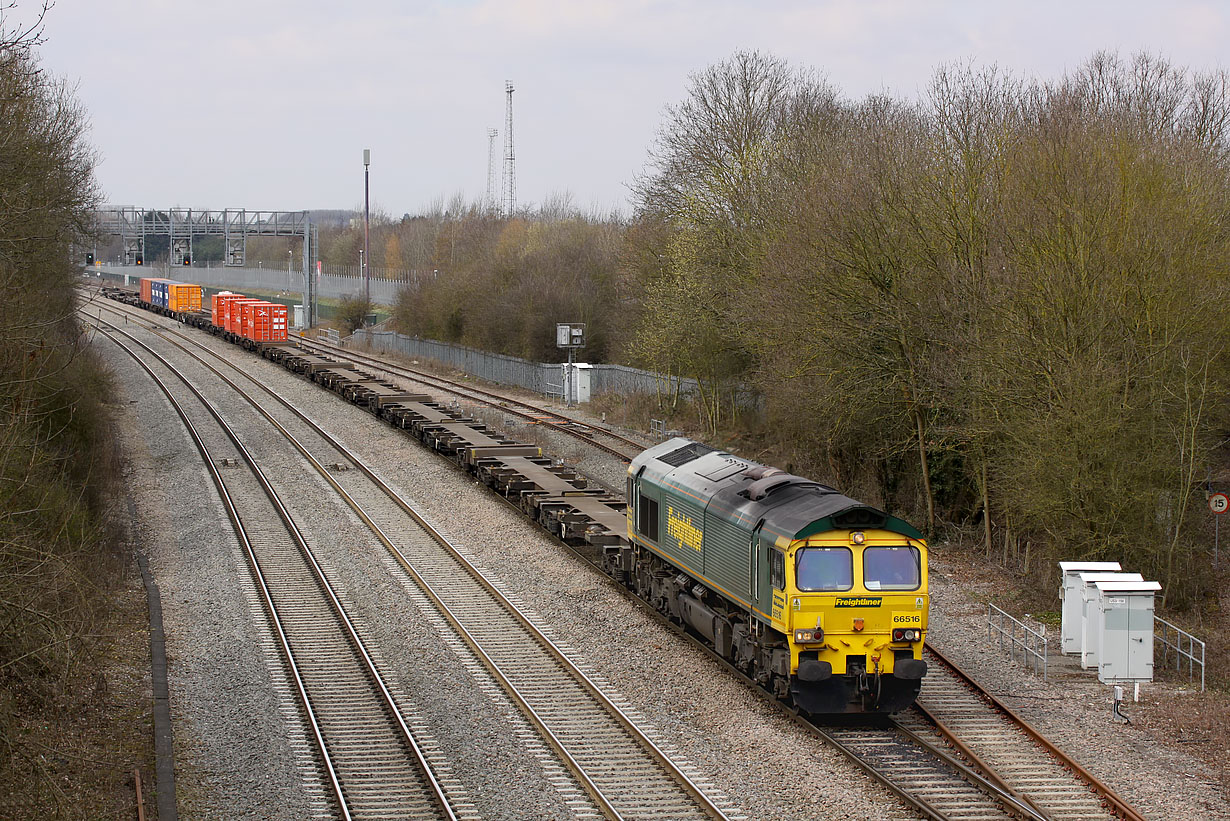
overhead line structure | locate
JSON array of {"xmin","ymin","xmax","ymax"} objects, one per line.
[
  {"xmin": 363, "ymin": 151, "xmax": 371, "ymax": 307},
  {"xmin": 486, "ymin": 128, "xmax": 499, "ymax": 213},
  {"xmin": 93, "ymin": 207, "xmax": 319, "ymax": 327}
]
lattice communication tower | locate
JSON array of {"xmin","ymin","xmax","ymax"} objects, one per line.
[
  {"xmin": 486, "ymin": 128, "xmax": 499, "ymax": 213},
  {"xmin": 502, "ymin": 81, "xmax": 516, "ymax": 216}
]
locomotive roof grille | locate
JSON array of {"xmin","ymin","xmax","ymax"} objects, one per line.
[{"xmin": 658, "ymin": 441, "xmax": 715, "ymax": 467}]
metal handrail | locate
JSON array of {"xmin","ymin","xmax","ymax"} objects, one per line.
[
  {"xmin": 1154, "ymin": 617, "xmax": 1205, "ymax": 691},
  {"xmin": 986, "ymin": 603, "xmax": 1048, "ymax": 682}
]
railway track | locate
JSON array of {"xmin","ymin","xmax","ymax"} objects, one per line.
[
  {"xmin": 89, "ymin": 292, "xmax": 1150, "ymax": 821},
  {"xmin": 93, "ymin": 317, "xmax": 460, "ymax": 821},
  {"xmin": 812, "ymin": 644, "xmax": 1147, "ymax": 821},
  {"xmin": 817, "ymin": 716, "xmax": 1037, "ymax": 820},
  {"xmin": 89, "ymin": 298, "xmax": 736, "ymax": 821},
  {"xmin": 914, "ymin": 647, "xmax": 1145, "ymax": 821},
  {"xmin": 295, "ymin": 336, "xmax": 646, "ymax": 461},
  {"xmin": 550, "ymin": 542, "xmax": 1143, "ymax": 821}
]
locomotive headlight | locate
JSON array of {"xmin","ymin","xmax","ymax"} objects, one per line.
[
  {"xmin": 892, "ymin": 628, "xmax": 922, "ymax": 642},
  {"xmin": 793, "ymin": 628, "xmax": 824, "ymax": 644},
  {"xmin": 851, "ymin": 531, "xmax": 866, "ymax": 545}
]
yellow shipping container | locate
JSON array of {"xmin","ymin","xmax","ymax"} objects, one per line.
[{"xmin": 167, "ymin": 282, "xmax": 202, "ymax": 313}]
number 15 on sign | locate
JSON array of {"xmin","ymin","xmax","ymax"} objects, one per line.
[{"xmin": 1211, "ymin": 492, "xmax": 1229, "ymax": 566}]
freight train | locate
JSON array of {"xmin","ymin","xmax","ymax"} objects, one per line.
[
  {"xmin": 100, "ymin": 277, "xmax": 928, "ymax": 714},
  {"xmin": 622, "ymin": 439, "xmax": 927, "ymax": 713},
  {"xmin": 130, "ymin": 277, "xmax": 288, "ymax": 348}
]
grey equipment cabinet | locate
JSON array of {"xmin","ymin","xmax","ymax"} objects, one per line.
[
  {"xmin": 1094, "ymin": 579, "xmax": 1162, "ymax": 685},
  {"xmin": 1079, "ymin": 572, "xmax": 1143, "ymax": 670},
  {"xmin": 1058, "ymin": 561, "xmax": 1121, "ymax": 655}
]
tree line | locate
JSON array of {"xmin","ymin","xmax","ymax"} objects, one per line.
[
  {"xmin": 0, "ymin": 6, "xmax": 132, "ymax": 811},
  {"xmin": 347, "ymin": 51, "xmax": 1230, "ymax": 604},
  {"xmin": 641, "ymin": 50, "xmax": 1230, "ymax": 603}
]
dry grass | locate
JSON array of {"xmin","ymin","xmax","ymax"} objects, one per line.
[
  {"xmin": 1129, "ymin": 689, "xmax": 1230, "ymax": 788},
  {"xmin": 0, "ymin": 566, "xmax": 154, "ymax": 819}
]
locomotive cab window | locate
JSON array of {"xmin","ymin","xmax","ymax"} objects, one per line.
[
  {"xmin": 637, "ymin": 494, "xmax": 659, "ymax": 540},
  {"xmin": 770, "ymin": 549, "xmax": 785, "ymax": 590},
  {"xmin": 863, "ymin": 546, "xmax": 921, "ymax": 591},
  {"xmin": 796, "ymin": 547, "xmax": 853, "ymax": 591}
]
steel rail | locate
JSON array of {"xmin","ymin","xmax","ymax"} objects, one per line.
[
  {"xmin": 890, "ymin": 720, "xmax": 1049, "ymax": 820},
  {"xmin": 92, "ymin": 317, "xmax": 459, "ymax": 821},
  {"xmin": 297, "ymin": 336, "xmax": 644, "ymax": 460},
  {"xmin": 814, "ymin": 720, "xmax": 1041, "ymax": 821},
  {"xmin": 91, "ymin": 323, "xmax": 352, "ymax": 819},
  {"xmin": 90, "ymin": 298, "xmax": 732, "ymax": 821},
  {"xmin": 94, "ymin": 293, "xmax": 1147, "ymax": 821},
  {"xmin": 924, "ymin": 646, "xmax": 1148, "ymax": 821}
]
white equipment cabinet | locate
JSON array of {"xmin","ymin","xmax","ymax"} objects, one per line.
[
  {"xmin": 1079, "ymin": 572, "xmax": 1143, "ymax": 669},
  {"xmin": 1058, "ymin": 561, "xmax": 1121, "ymax": 655},
  {"xmin": 562, "ymin": 362, "xmax": 593, "ymax": 404},
  {"xmin": 1093, "ymin": 580, "xmax": 1162, "ymax": 684}
]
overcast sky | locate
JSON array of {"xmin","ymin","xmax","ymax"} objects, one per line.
[{"xmin": 28, "ymin": 0, "xmax": 1229, "ymax": 217}]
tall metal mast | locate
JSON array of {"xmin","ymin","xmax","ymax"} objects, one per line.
[
  {"xmin": 486, "ymin": 128, "xmax": 499, "ymax": 213},
  {"xmin": 502, "ymin": 81, "xmax": 516, "ymax": 217},
  {"xmin": 363, "ymin": 148, "xmax": 370, "ymax": 306}
]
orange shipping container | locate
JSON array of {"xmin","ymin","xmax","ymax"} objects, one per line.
[
  {"xmin": 212, "ymin": 292, "xmax": 244, "ymax": 327},
  {"xmin": 226, "ymin": 298, "xmax": 260, "ymax": 334},
  {"xmin": 166, "ymin": 282, "xmax": 202, "ymax": 313},
  {"xmin": 241, "ymin": 301, "xmax": 288, "ymax": 343}
]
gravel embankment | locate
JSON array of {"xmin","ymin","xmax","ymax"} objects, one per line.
[{"xmin": 97, "ymin": 307, "xmax": 1228, "ymax": 820}]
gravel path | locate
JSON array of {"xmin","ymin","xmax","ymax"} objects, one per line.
[{"xmin": 94, "ymin": 304, "xmax": 1228, "ymax": 820}]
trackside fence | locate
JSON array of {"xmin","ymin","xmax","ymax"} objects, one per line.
[
  {"xmin": 96, "ymin": 264, "xmax": 406, "ymax": 305},
  {"xmin": 986, "ymin": 603, "xmax": 1048, "ymax": 682},
  {"xmin": 1154, "ymin": 617, "xmax": 1205, "ymax": 691},
  {"xmin": 349, "ymin": 328, "xmax": 701, "ymax": 400}
]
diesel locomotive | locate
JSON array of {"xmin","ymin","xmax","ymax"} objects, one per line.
[{"xmin": 616, "ymin": 438, "xmax": 928, "ymax": 713}]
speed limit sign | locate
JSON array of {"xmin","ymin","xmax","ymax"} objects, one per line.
[{"xmin": 1210, "ymin": 493, "xmax": 1229, "ymax": 515}]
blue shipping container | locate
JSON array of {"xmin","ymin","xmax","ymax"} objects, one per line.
[{"xmin": 151, "ymin": 279, "xmax": 169, "ymax": 309}]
